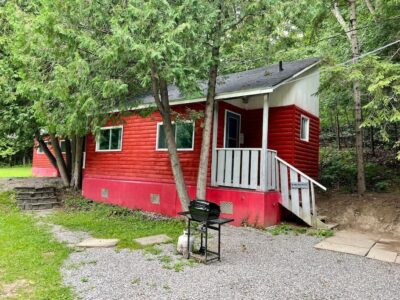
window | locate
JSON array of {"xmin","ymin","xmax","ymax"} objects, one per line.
[
  {"xmin": 156, "ymin": 122, "xmax": 194, "ymax": 151},
  {"xmin": 300, "ymin": 115, "xmax": 310, "ymax": 142},
  {"xmin": 37, "ymin": 141, "xmax": 49, "ymax": 154},
  {"xmin": 96, "ymin": 126, "xmax": 123, "ymax": 151},
  {"xmin": 60, "ymin": 140, "xmax": 66, "ymax": 153}
]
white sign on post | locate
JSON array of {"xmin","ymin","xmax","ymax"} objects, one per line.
[{"xmin": 291, "ymin": 182, "xmax": 309, "ymax": 189}]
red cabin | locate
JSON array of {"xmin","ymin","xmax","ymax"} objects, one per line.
[{"xmin": 32, "ymin": 58, "xmax": 327, "ymax": 228}]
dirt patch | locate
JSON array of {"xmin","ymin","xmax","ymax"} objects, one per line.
[
  {"xmin": 317, "ymin": 192, "xmax": 400, "ymax": 237},
  {"xmin": 0, "ymin": 279, "xmax": 33, "ymax": 299},
  {"xmin": 0, "ymin": 177, "xmax": 63, "ymax": 192}
]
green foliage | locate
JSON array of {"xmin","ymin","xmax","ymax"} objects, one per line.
[
  {"xmin": 265, "ymin": 223, "xmax": 333, "ymax": 238},
  {"xmin": 48, "ymin": 194, "xmax": 185, "ymax": 249},
  {"xmin": 319, "ymin": 147, "xmax": 400, "ymax": 192},
  {"xmin": 0, "ymin": 192, "xmax": 72, "ymax": 299}
]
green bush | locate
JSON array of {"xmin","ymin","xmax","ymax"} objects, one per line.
[{"xmin": 319, "ymin": 147, "xmax": 398, "ymax": 192}]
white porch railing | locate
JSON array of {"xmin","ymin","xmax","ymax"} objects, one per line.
[
  {"xmin": 213, "ymin": 148, "xmax": 277, "ymax": 190},
  {"xmin": 275, "ymin": 156, "xmax": 327, "ymax": 227}
]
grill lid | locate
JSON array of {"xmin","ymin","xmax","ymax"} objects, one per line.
[{"xmin": 189, "ymin": 200, "xmax": 220, "ymax": 222}]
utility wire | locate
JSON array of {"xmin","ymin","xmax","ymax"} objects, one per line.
[
  {"xmin": 279, "ymin": 39, "xmax": 400, "ymax": 86},
  {"xmin": 222, "ymin": 15, "xmax": 400, "ymax": 66},
  {"xmin": 316, "ymin": 15, "xmax": 400, "ymax": 43}
]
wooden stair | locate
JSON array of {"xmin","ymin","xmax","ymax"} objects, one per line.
[{"xmin": 275, "ymin": 156, "xmax": 334, "ymax": 229}]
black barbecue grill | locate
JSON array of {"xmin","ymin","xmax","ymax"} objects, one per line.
[
  {"xmin": 189, "ymin": 199, "xmax": 221, "ymax": 222},
  {"xmin": 179, "ymin": 200, "xmax": 234, "ymax": 264}
]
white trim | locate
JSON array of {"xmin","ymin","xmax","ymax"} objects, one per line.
[
  {"xmin": 82, "ymin": 137, "xmax": 86, "ymax": 169},
  {"xmin": 155, "ymin": 121, "xmax": 195, "ymax": 151},
  {"xmin": 223, "ymin": 110, "xmax": 241, "ymax": 148},
  {"xmin": 37, "ymin": 141, "xmax": 49, "ymax": 154},
  {"xmin": 275, "ymin": 156, "xmax": 326, "ymax": 191},
  {"xmin": 270, "ymin": 61, "xmax": 320, "ymax": 90},
  {"xmin": 260, "ymin": 94, "xmax": 269, "ymax": 191},
  {"xmin": 300, "ymin": 115, "xmax": 310, "ymax": 142},
  {"xmin": 95, "ymin": 125, "xmax": 124, "ymax": 152},
  {"xmin": 59, "ymin": 140, "xmax": 66, "ymax": 153},
  {"xmin": 211, "ymin": 101, "xmax": 219, "ymax": 186}
]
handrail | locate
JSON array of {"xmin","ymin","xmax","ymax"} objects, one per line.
[
  {"xmin": 275, "ymin": 156, "xmax": 327, "ymax": 191},
  {"xmin": 215, "ymin": 147, "xmax": 262, "ymax": 151}
]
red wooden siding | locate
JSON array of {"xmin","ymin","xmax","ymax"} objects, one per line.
[
  {"xmin": 84, "ymin": 103, "xmax": 210, "ymax": 186},
  {"xmin": 32, "ymin": 138, "xmax": 59, "ymax": 177},
  {"xmin": 293, "ymin": 106, "xmax": 320, "ymax": 178},
  {"xmin": 217, "ymin": 101, "xmax": 263, "ymax": 148},
  {"xmin": 267, "ymin": 105, "xmax": 319, "ymax": 178}
]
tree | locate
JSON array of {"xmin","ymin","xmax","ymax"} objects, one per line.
[
  {"xmin": 7, "ymin": 0, "xmax": 142, "ymax": 188},
  {"xmin": 196, "ymin": 0, "xmax": 275, "ymax": 200}
]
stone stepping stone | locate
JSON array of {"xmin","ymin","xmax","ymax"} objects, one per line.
[
  {"xmin": 314, "ymin": 230, "xmax": 377, "ymax": 257},
  {"xmin": 76, "ymin": 238, "xmax": 119, "ymax": 248},
  {"xmin": 367, "ymin": 243, "xmax": 398, "ymax": 263},
  {"xmin": 395, "ymin": 255, "xmax": 400, "ymax": 264},
  {"xmin": 315, "ymin": 240, "xmax": 370, "ymax": 256},
  {"xmin": 134, "ymin": 234, "xmax": 172, "ymax": 246}
]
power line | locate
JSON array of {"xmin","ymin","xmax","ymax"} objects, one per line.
[
  {"xmin": 280, "ymin": 39, "xmax": 400, "ymax": 86},
  {"xmin": 222, "ymin": 15, "xmax": 400, "ymax": 66},
  {"xmin": 316, "ymin": 15, "xmax": 400, "ymax": 43}
]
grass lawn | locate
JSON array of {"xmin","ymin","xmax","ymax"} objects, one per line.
[
  {"xmin": 47, "ymin": 193, "xmax": 185, "ymax": 250},
  {"xmin": 0, "ymin": 192, "xmax": 72, "ymax": 299},
  {"xmin": 0, "ymin": 166, "xmax": 32, "ymax": 178}
]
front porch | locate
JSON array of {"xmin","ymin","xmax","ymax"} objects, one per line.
[
  {"xmin": 210, "ymin": 94, "xmax": 275, "ymax": 192},
  {"xmin": 209, "ymin": 95, "xmax": 328, "ymax": 228}
]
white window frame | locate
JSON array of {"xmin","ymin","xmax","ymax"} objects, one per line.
[
  {"xmin": 223, "ymin": 109, "xmax": 242, "ymax": 148},
  {"xmin": 156, "ymin": 121, "xmax": 195, "ymax": 151},
  {"xmin": 59, "ymin": 140, "xmax": 66, "ymax": 153},
  {"xmin": 37, "ymin": 141, "xmax": 49, "ymax": 154},
  {"xmin": 300, "ymin": 115, "xmax": 310, "ymax": 142},
  {"xmin": 95, "ymin": 125, "xmax": 123, "ymax": 152}
]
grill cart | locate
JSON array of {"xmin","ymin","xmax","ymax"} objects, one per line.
[{"xmin": 178, "ymin": 200, "xmax": 234, "ymax": 264}]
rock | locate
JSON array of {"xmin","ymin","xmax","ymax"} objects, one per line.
[
  {"xmin": 134, "ymin": 234, "xmax": 172, "ymax": 246},
  {"xmin": 76, "ymin": 238, "xmax": 119, "ymax": 248}
]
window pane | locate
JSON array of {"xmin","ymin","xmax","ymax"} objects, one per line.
[
  {"xmin": 37, "ymin": 141, "xmax": 48, "ymax": 153},
  {"xmin": 110, "ymin": 128, "xmax": 122, "ymax": 150},
  {"xmin": 60, "ymin": 141, "xmax": 66, "ymax": 153},
  {"xmin": 176, "ymin": 122, "xmax": 193, "ymax": 149},
  {"xmin": 158, "ymin": 124, "xmax": 175, "ymax": 149},
  {"xmin": 99, "ymin": 129, "xmax": 110, "ymax": 150},
  {"xmin": 301, "ymin": 117, "xmax": 309, "ymax": 140}
]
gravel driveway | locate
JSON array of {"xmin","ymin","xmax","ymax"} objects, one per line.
[{"xmin": 56, "ymin": 225, "xmax": 400, "ymax": 300}]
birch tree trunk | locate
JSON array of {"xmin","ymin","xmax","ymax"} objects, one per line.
[
  {"xmin": 332, "ymin": 0, "xmax": 366, "ymax": 194},
  {"xmin": 349, "ymin": 0, "xmax": 366, "ymax": 194},
  {"xmin": 151, "ymin": 63, "xmax": 191, "ymax": 210},
  {"xmin": 49, "ymin": 133, "xmax": 70, "ymax": 186}
]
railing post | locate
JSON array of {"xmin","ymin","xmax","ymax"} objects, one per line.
[
  {"xmin": 211, "ymin": 100, "xmax": 219, "ymax": 186},
  {"xmin": 259, "ymin": 94, "xmax": 269, "ymax": 191}
]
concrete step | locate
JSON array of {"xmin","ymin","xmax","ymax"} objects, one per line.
[
  {"xmin": 19, "ymin": 202, "xmax": 61, "ymax": 210},
  {"xmin": 15, "ymin": 187, "xmax": 56, "ymax": 193},
  {"xmin": 17, "ymin": 197, "xmax": 58, "ymax": 204},
  {"xmin": 16, "ymin": 192, "xmax": 56, "ymax": 198},
  {"xmin": 17, "ymin": 195, "xmax": 57, "ymax": 201}
]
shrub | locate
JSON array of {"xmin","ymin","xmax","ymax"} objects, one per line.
[{"xmin": 319, "ymin": 147, "xmax": 398, "ymax": 192}]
